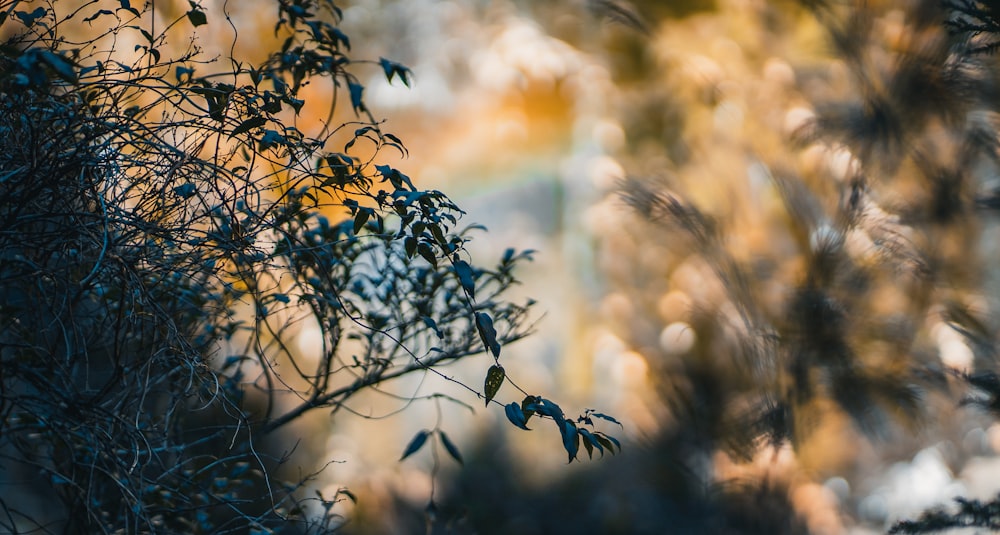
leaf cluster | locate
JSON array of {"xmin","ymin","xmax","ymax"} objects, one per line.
[{"xmin": 0, "ymin": 0, "xmax": 561, "ymax": 532}]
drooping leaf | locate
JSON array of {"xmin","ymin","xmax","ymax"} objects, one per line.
[
  {"xmin": 416, "ymin": 242, "xmax": 437, "ymax": 267},
  {"xmin": 592, "ymin": 412, "xmax": 624, "ymax": 428},
  {"xmin": 331, "ymin": 27, "xmax": 351, "ymax": 50},
  {"xmin": 186, "ymin": 1, "xmax": 207, "ymax": 26},
  {"xmin": 475, "ymin": 312, "xmax": 501, "ymax": 358},
  {"xmin": 559, "ymin": 420, "xmax": 580, "ymax": 462},
  {"xmin": 379, "ymin": 57, "xmax": 412, "ymax": 87},
  {"xmin": 505, "ymin": 402, "xmax": 530, "ymax": 430},
  {"xmin": 375, "ymin": 164, "xmax": 416, "ymax": 191},
  {"xmin": 605, "ymin": 433, "xmax": 621, "ymax": 452},
  {"xmin": 581, "ymin": 435, "xmax": 594, "ymax": 458},
  {"xmin": 353, "ymin": 209, "xmax": 370, "ymax": 235},
  {"xmin": 454, "ymin": 259, "xmax": 475, "ymax": 299},
  {"xmin": 82, "ymin": 9, "xmax": 115, "ymax": 23},
  {"xmin": 399, "ymin": 429, "xmax": 430, "ymax": 461},
  {"xmin": 119, "ymin": 0, "xmax": 140, "ymax": 17},
  {"xmin": 229, "ymin": 116, "xmax": 266, "ymax": 138},
  {"xmin": 348, "ymin": 81, "xmax": 365, "ymax": 115},
  {"xmin": 438, "ymin": 431, "xmax": 463, "ymax": 465},
  {"xmin": 578, "ymin": 428, "xmax": 604, "ymax": 458},
  {"xmin": 593, "ymin": 432, "xmax": 619, "ymax": 455},
  {"xmin": 483, "ymin": 365, "xmax": 505, "ymax": 406},
  {"xmin": 421, "ymin": 316, "xmax": 444, "ymax": 338}
]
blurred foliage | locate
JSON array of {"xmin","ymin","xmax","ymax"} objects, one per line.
[{"xmin": 339, "ymin": 0, "xmax": 1000, "ymax": 533}]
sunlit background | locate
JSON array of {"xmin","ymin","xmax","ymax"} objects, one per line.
[{"xmin": 146, "ymin": 0, "xmax": 1000, "ymax": 532}]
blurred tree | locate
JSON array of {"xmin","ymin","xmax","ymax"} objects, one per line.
[
  {"xmin": 0, "ymin": 0, "xmax": 617, "ymax": 532},
  {"xmin": 608, "ymin": 0, "xmax": 1000, "ymax": 531},
  {"xmin": 340, "ymin": 0, "xmax": 1000, "ymax": 533}
]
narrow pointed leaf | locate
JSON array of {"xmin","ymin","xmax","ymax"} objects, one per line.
[
  {"xmin": 593, "ymin": 432, "xmax": 619, "ymax": 455},
  {"xmin": 582, "ymin": 436, "xmax": 594, "ymax": 458},
  {"xmin": 399, "ymin": 429, "xmax": 430, "ymax": 461},
  {"xmin": 230, "ymin": 116, "xmax": 266, "ymax": 138},
  {"xmin": 353, "ymin": 209, "xmax": 369, "ymax": 235},
  {"xmin": 483, "ymin": 365, "xmax": 505, "ymax": 407},
  {"xmin": 416, "ymin": 242, "xmax": 437, "ymax": 267},
  {"xmin": 475, "ymin": 312, "xmax": 501, "ymax": 357},
  {"xmin": 578, "ymin": 428, "xmax": 604, "ymax": 457},
  {"xmin": 592, "ymin": 412, "xmax": 624, "ymax": 428},
  {"xmin": 559, "ymin": 420, "xmax": 580, "ymax": 462},
  {"xmin": 438, "ymin": 431, "xmax": 463, "ymax": 465},
  {"xmin": 454, "ymin": 260, "xmax": 476, "ymax": 299},
  {"xmin": 348, "ymin": 82, "xmax": 364, "ymax": 114}
]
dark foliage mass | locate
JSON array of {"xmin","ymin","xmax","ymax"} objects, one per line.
[{"xmin": 0, "ymin": 0, "xmax": 617, "ymax": 532}]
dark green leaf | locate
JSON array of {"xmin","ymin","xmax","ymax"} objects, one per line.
[
  {"xmin": 416, "ymin": 242, "xmax": 437, "ymax": 267},
  {"xmin": 578, "ymin": 428, "xmax": 604, "ymax": 457},
  {"xmin": 230, "ymin": 116, "xmax": 266, "ymax": 138},
  {"xmin": 399, "ymin": 429, "xmax": 430, "ymax": 461},
  {"xmin": 438, "ymin": 431, "xmax": 463, "ymax": 465},
  {"xmin": 186, "ymin": 2, "xmax": 207, "ymax": 27},
  {"xmin": 119, "ymin": 0, "xmax": 140, "ymax": 16},
  {"xmin": 592, "ymin": 412, "xmax": 623, "ymax": 428},
  {"xmin": 421, "ymin": 316, "xmax": 444, "ymax": 338},
  {"xmin": 82, "ymin": 9, "xmax": 115, "ymax": 23},
  {"xmin": 484, "ymin": 365, "xmax": 505, "ymax": 407},
  {"xmin": 376, "ymin": 164, "xmax": 416, "ymax": 191},
  {"xmin": 353, "ymin": 209, "xmax": 370, "ymax": 235},
  {"xmin": 15, "ymin": 7, "xmax": 47, "ymax": 27},
  {"xmin": 454, "ymin": 260, "xmax": 475, "ymax": 299},
  {"xmin": 475, "ymin": 312, "xmax": 501, "ymax": 358},
  {"xmin": 560, "ymin": 420, "xmax": 580, "ymax": 462},
  {"xmin": 593, "ymin": 432, "xmax": 618, "ymax": 455},
  {"xmin": 379, "ymin": 57, "xmax": 412, "ymax": 87},
  {"xmin": 331, "ymin": 27, "xmax": 351, "ymax": 50},
  {"xmin": 259, "ymin": 130, "xmax": 285, "ymax": 151},
  {"xmin": 348, "ymin": 82, "xmax": 364, "ymax": 114},
  {"xmin": 581, "ymin": 435, "xmax": 594, "ymax": 458},
  {"xmin": 505, "ymin": 402, "xmax": 530, "ymax": 430},
  {"xmin": 175, "ymin": 66, "xmax": 194, "ymax": 83},
  {"xmin": 430, "ymin": 223, "xmax": 447, "ymax": 246}
]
